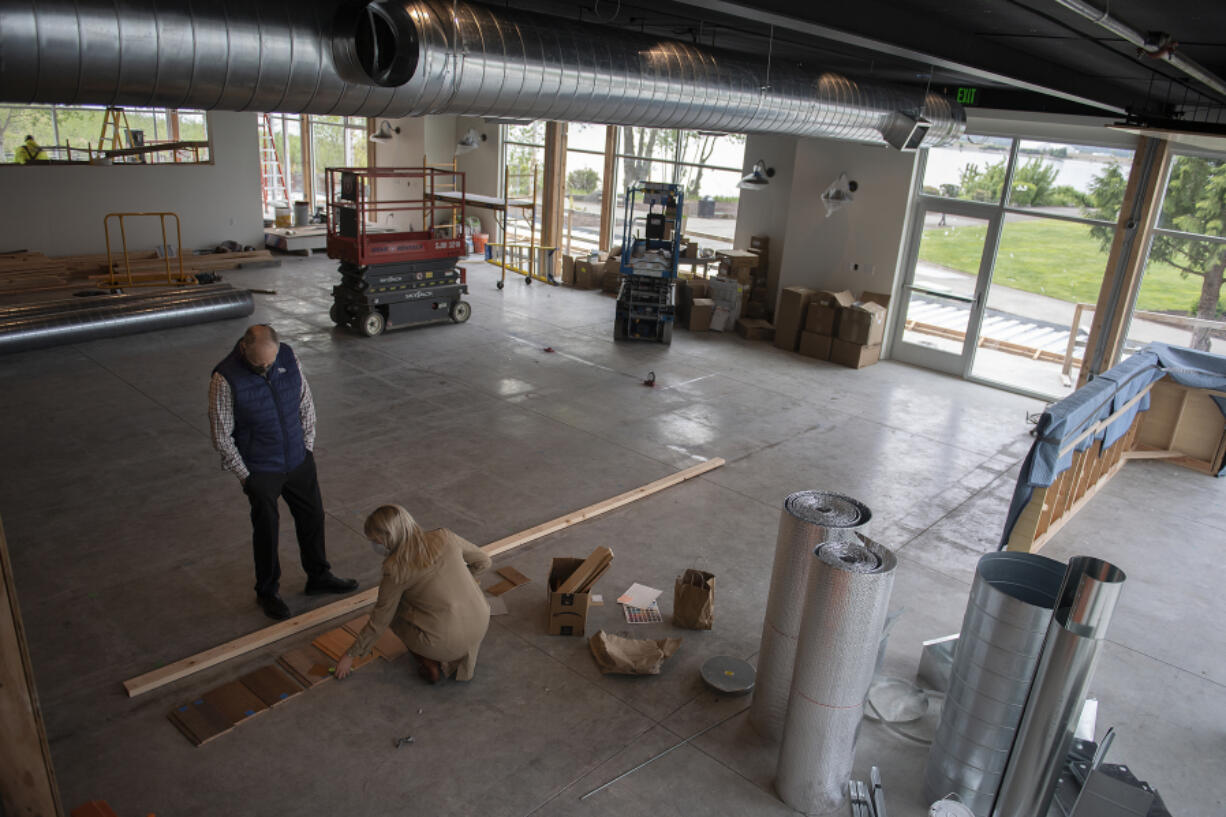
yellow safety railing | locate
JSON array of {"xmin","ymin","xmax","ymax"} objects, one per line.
[{"xmin": 102, "ymin": 212, "xmax": 192, "ymax": 287}]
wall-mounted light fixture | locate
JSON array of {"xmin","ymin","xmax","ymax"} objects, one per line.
[
  {"xmin": 369, "ymin": 120, "xmax": 401, "ymax": 142},
  {"xmin": 456, "ymin": 128, "xmax": 488, "ymax": 154},
  {"xmin": 737, "ymin": 159, "xmax": 775, "ymax": 190}
]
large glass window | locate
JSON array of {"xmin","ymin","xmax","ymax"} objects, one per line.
[
  {"xmin": 266, "ymin": 113, "xmax": 307, "ymax": 206},
  {"xmin": 1122, "ymin": 153, "xmax": 1226, "ymax": 356},
  {"xmin": 907, "ymin": 135, "xmax": 1135, "ymax": 398},
  {"xmin": 501, "ymin": 122, "xmax": 544, "ymax": 244},
  {"xmin": 311, "ymin": 115, "xmax": 368, "ymax": 208},
  {"xmin": 612, "ymin": 127, "xmax": 745, "ymax": 251},
  {"xmin": 562, "ymin": 123, "xmax": 608, "ymax": 257},
  {"xmin": 1, "ymin": 104, "xmax": 210, "ymax": 163}
]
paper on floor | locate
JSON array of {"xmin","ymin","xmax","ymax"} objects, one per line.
[{"xmin": 617, "ymin": 582, "xmax": 663, "ymax": 608}]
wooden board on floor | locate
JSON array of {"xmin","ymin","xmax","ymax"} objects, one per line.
[
  {"xmin": 484, "ymin": 578, "xmax": 516, "ymax": 596},
  {"xmin": 372, "ymin": 628, "xmax": 409, "ymax": 661},
  {"xmin": 167, "ymin": 698, "xmax": 233, "ymax": 746},
  {"xmin": 122, "ymin": 458, "xmax": 726, "ymax": 697},
  {"xmin": 277, "ymin": 646, "xmax": 336, "ymax": 688},
  {"xmin": 239, "ymin": 665, "xmax": 304, "ymax": 709},
  {"xmin": 201, "ymin": 680, "xmax": 268, "ymax": 726},
  {"xmin": 497, "ymin": 566, "xmax": 531, "ymax": 587},
  {"xmin": 0, "ymin": 513, "xmax": 64, "ymax": 813},
  {"xmin": 341, "ymin": 614, "xmax": 371, "ymax": 637}
]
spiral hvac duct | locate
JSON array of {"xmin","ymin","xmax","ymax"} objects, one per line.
[
  {"xmin": 0, "ymin": 1, "xmax": 965, "ymax": 146},
  {"xmin": 750, "ymin": 491, "xmax": 872, "ymax": 742},
  {"xmin": 923, "ymin": 552, "xmax": 1067, "ymax": 817},
  {"xmin": 993, "ymin": 557, "xmax": 1125, "ymax": 817},
  {"xmin": 775, "ymin": 535, "xmax": 897, "ymax": 815},
  {"xmin": 0, "ymin": 285, "xmax": 255, "ymax": 354}
]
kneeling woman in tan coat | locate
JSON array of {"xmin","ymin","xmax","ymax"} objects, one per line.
[{"xmin": 335, "ymin": 505, "xmax": 491, "ymax": 683}]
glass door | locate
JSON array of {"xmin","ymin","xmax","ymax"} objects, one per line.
[{"xmin": 891, "ymin": 201, "xmax": 1000, "ymax": 375}]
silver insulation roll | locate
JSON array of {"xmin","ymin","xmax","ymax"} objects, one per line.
[
  {"xmin": 0, "ymin": 285, "xmax": 255, "ymax": 354},
  {"xmin": 924, "ymin": 552, "xmax": 1066, "ymax": 816},
  {"xmin": 750, "ymin": 491, "xmax": 871, "ymax": 742},
  {"xmin": 993, "ymin": 557, "xmax": 1125, "ymax": 817},
  {"xmin": 775, "ymin": 535, "xmax": 896, "ymax": 815}
]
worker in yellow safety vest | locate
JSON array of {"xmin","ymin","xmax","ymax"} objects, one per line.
[{"xmin": 14, "ymin": 135, "xmax": 47, "ymax": 164}]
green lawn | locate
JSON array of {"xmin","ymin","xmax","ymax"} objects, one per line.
[{"xmin": 919, "ymin": 219, "xmax": 1218, "ymax": 314}]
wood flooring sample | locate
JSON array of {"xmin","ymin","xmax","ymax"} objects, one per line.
[
  {"xmin": 201, "ymin": 680, "xmax": 268, "ymax": 726},
  {"xmin": 240, "ymin": 665, "xmax": 304, "ymax": 708},
  {"xmin": 168, "ymin": 697, "xmax": 233, "ymax": 746}
]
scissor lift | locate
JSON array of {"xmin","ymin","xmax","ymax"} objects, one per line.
[
  {"xmin": 326, "ymin": 166, "xmax": 471, "ymax": 337},
  {"xmin": 614, "ymin": 181, "xmax": 682, "ymax": 344}
]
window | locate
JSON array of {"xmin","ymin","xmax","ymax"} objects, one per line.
[
  {"xmin": 1123, "ymin": 153, "xmax": 1226, "ymax": 356},
  {"xmin": 311, "ymin": 115, "xmax": 369, "ymax": 208},
  {"xmin": 902, "ymin": 135, "xmax": 1136, "ymax": 399},
  {"xmin": 1, "ymin": 104, "xmax": 210, "ymax": 164},
  {"xmin": 562, "ymin": 122, "xmax": 608, "ymax": 257},
  {"xmin": 612, "ymin": 127, "xmax": 745, "ymax": 251},
  {"xmin": 265, "ymin": 113, "xmax": 307, "ymax": 207},
  {"xmin": 501, "ymin": 122, "xmax": 545, "ymax": 244}
]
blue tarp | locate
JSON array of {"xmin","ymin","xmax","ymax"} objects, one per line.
[{"xmin": 1000, "ymin": 342, "xmax": 1226, "ymax": 547}]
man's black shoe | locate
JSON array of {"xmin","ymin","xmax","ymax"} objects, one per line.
[
  {"xmin": 258, "ymin": 594, "xmax": 291, "ymax": 620},
  {"xmin": 304, "ymin": 573, "xmax": 359, "ymax": 595}
]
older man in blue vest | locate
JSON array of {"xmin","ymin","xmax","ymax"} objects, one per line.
[{"xmin": 209, "ymin": 324, "xmax": 357, "ymax": 620}]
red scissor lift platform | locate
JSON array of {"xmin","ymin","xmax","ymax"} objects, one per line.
[{"xmin": 326, "ymin": 166, "xmax": 471, "ymax": 337}]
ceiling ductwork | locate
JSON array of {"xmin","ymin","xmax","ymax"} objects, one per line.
[{"xmin": 0, "ymin": 0, "xmax": 964, "ymax": 147}]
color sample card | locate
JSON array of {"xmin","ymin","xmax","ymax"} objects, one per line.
[
  {"xmin": 622, "ymin": 600, "xmax": 663, "ymax": 624},
  {"xmin": 618, "ymin": 583, "xmax": 663, "ymax": 608}
]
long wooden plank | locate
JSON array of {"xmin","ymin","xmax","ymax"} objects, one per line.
[
  {"xmin": 122, "ymin": 457, "xmax": 725, "ymax": 697},
  {"xmin": 0, "ymin": 514, "xmax": 63, "ymax": 815}
]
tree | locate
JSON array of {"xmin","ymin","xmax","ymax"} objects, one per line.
[
  {"xmin": 1087, "ymin": 157, "xmax": 1226, "ymax": 350},
  {"xmin": 620, "ymin": 126, "xmax": 670, "ymax": 189},
  {"xmin": 567, "ymin": 167, "xmax": 598, "ymax": 195},
  {"xmin": 956, "ymin": 158, "xmax": 1065, "ymax": 206}
]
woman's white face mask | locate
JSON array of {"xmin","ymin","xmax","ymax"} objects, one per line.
[{"xmin": 369, "ymin": 539, "xmax": 390, "ymax": 559}]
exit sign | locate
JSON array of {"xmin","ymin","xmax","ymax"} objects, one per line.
[{"xmin": 956, "ymin": 87, "xmax": 978, "ymax": 105}]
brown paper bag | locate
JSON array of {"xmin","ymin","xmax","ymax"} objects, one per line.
[
  {"xmin": 673, "ymin": 569, "xmax": 715, "ymax": 630},
  {"xmin": 588, "ymin": 631, "xmax": 682, "ymax": 675}
]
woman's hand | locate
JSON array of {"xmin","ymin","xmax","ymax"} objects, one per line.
[{"xmin": 335, "ymin": 653, "xmax": 355, "ymax": 680}]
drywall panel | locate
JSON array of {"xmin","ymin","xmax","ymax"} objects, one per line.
[{"xmin": 0, "ymin": 111, "xmax": 262, "ymax": 256}]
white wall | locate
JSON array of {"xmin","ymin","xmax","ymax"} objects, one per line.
[
  {"xmin": 737, "ymin": 133, "xmax": 918, "ymax": 318},
  {"xmin": 0, "ymin": 111, "xmax": 262, "ymax": 256},
  {"xmin": 454, "ymin": 117, "xmax": 502, "ymax": 238}
]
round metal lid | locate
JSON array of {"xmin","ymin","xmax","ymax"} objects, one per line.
[
  {"xmin": 928, "ymin": 798, "xmax": 976, "ymax": 817},
  {"xmin": 700, "ymin": 656, "xmax": 756, "ymax": 695},
  {"xmin": 784, "ymin": 490, "xmax": 871, "ymax": 528}
]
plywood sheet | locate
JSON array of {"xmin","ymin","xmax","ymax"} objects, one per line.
[
  {"xmin": 484, "ymin": 579, "xmax": 515, "ymax": 596},
  {"xmin": 168, "ymin": 698, "xmax": 233, "ymax": 746},
  {"xmin": 277, "ymin": 646, "xmax": 335, "ymax": 688},
  {"xmin": 201, "ymin": 680, "xmax": 268, "ymax": 726},
  {"xmin": 240, "ymin": 665, "xmax": 304, "ymax": 708},
  {"xmin": 312, "ymin": 628, "xmax": 376, "ymax": 668}
]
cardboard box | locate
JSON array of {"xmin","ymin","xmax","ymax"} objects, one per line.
[
  {"xmin": 735, "ymin": 318, "xmax": 774, "ymax": 341},
  {"xmin": 573, "ymin": 259, "xmax": 601, "ymax": 290},
  {"xmin": 860, "ymin": 290, "xmax": 891, "ymax": 309},
  {"xmin": 717, "ymin": 249, "xmax": 760, "ymax": 270},
  {"xmin": 830, "ymin": 339, "xmax": 881, "ymax": 368},
  {"xmin": 602, "ymin": 266, "xmax": 622, "ymax": 294},
  {"xmin": 838, "ymin": 301, "xmax": 888, "ymax": 346},
  {"xmin": 805, "ymin": 303, "xmax": 839, "ymax": 336},
  {"xmin": 548, "ymin": 557, "xmax": 603, "ymax": 636},
  {"xmin": 814, "ymin": 289, "xmax": 856, "ymax": 308},
  {"xmin": 685, "ymin": 241, "xmax": 698, "ymax": 259},
  {"xmin": 773, "ymin": 287, "xmax": 818, "ymax": 351},
  {"xmin": 689, "ymin": 298, "xmax": 714, "ymax": 332},
  {"xmin": 562, "ymin": 255, "xmax": 576, "ymax": 286},
  {"xmin": 686, "ymin": 278, "xmax": 709, "ymax": 299},
  {"xmin": 799, "ymin": 331, "xmax": 833, "ymax": 360}
]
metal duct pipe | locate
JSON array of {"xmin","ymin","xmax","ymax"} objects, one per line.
[
  {"xmin": 775, "ymin": 535, "xmax": 897, "ymax": 815},
  {"xmin": 993, "ymin": 556, "xmax": 1126, "ymax": 817},
  {"xmin": 923, "ymin": 552, "xmax": 1067, "ymax": 817},
  {"xmin": 0, "ymin": 0, "xmax": 401, "ymax": 114},
  {"xmin": 377, "ymin": 0, "xmax": 963, "ymax": 146},
  {"xmin": 0, "ymin": 286, "xmax": 255, "ymax": 354},
  {"xmin": 750, "ymin": 491, "xmax": 872, "ymax": 742},
  {"xmin": 1052, "ymin": 0, "xmax": 1226, "ymax": 100},
  {"xmin": 0, "ymin": 0, "xmax": 965, "ymax": 145}
]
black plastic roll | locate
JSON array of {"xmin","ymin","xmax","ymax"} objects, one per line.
[{"xmin": 0, "ymin": 285, "xmax": 255, "ymax": 354}]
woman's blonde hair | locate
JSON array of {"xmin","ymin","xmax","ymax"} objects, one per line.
[{"xmin": 364, "ymin": 504, "xmax": 442, "ymax": 581}]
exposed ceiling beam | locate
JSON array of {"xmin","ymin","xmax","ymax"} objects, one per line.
[{"xmin": 664, "ymin": 0, "xmax": 1128, "ymax": 114}]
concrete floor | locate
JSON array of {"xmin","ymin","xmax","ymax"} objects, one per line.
[{"xmin": 1, "ymin": 255, "xmax": 1222, "ymax": 817}]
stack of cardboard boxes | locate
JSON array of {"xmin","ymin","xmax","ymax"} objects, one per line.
[
  {"xmin": 791, "ymin": 288, "xmax": 890, "ymax": 368},
  {"xmin": 561, "ymin": 250, "xmax": 622, "ymax": 291}
]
